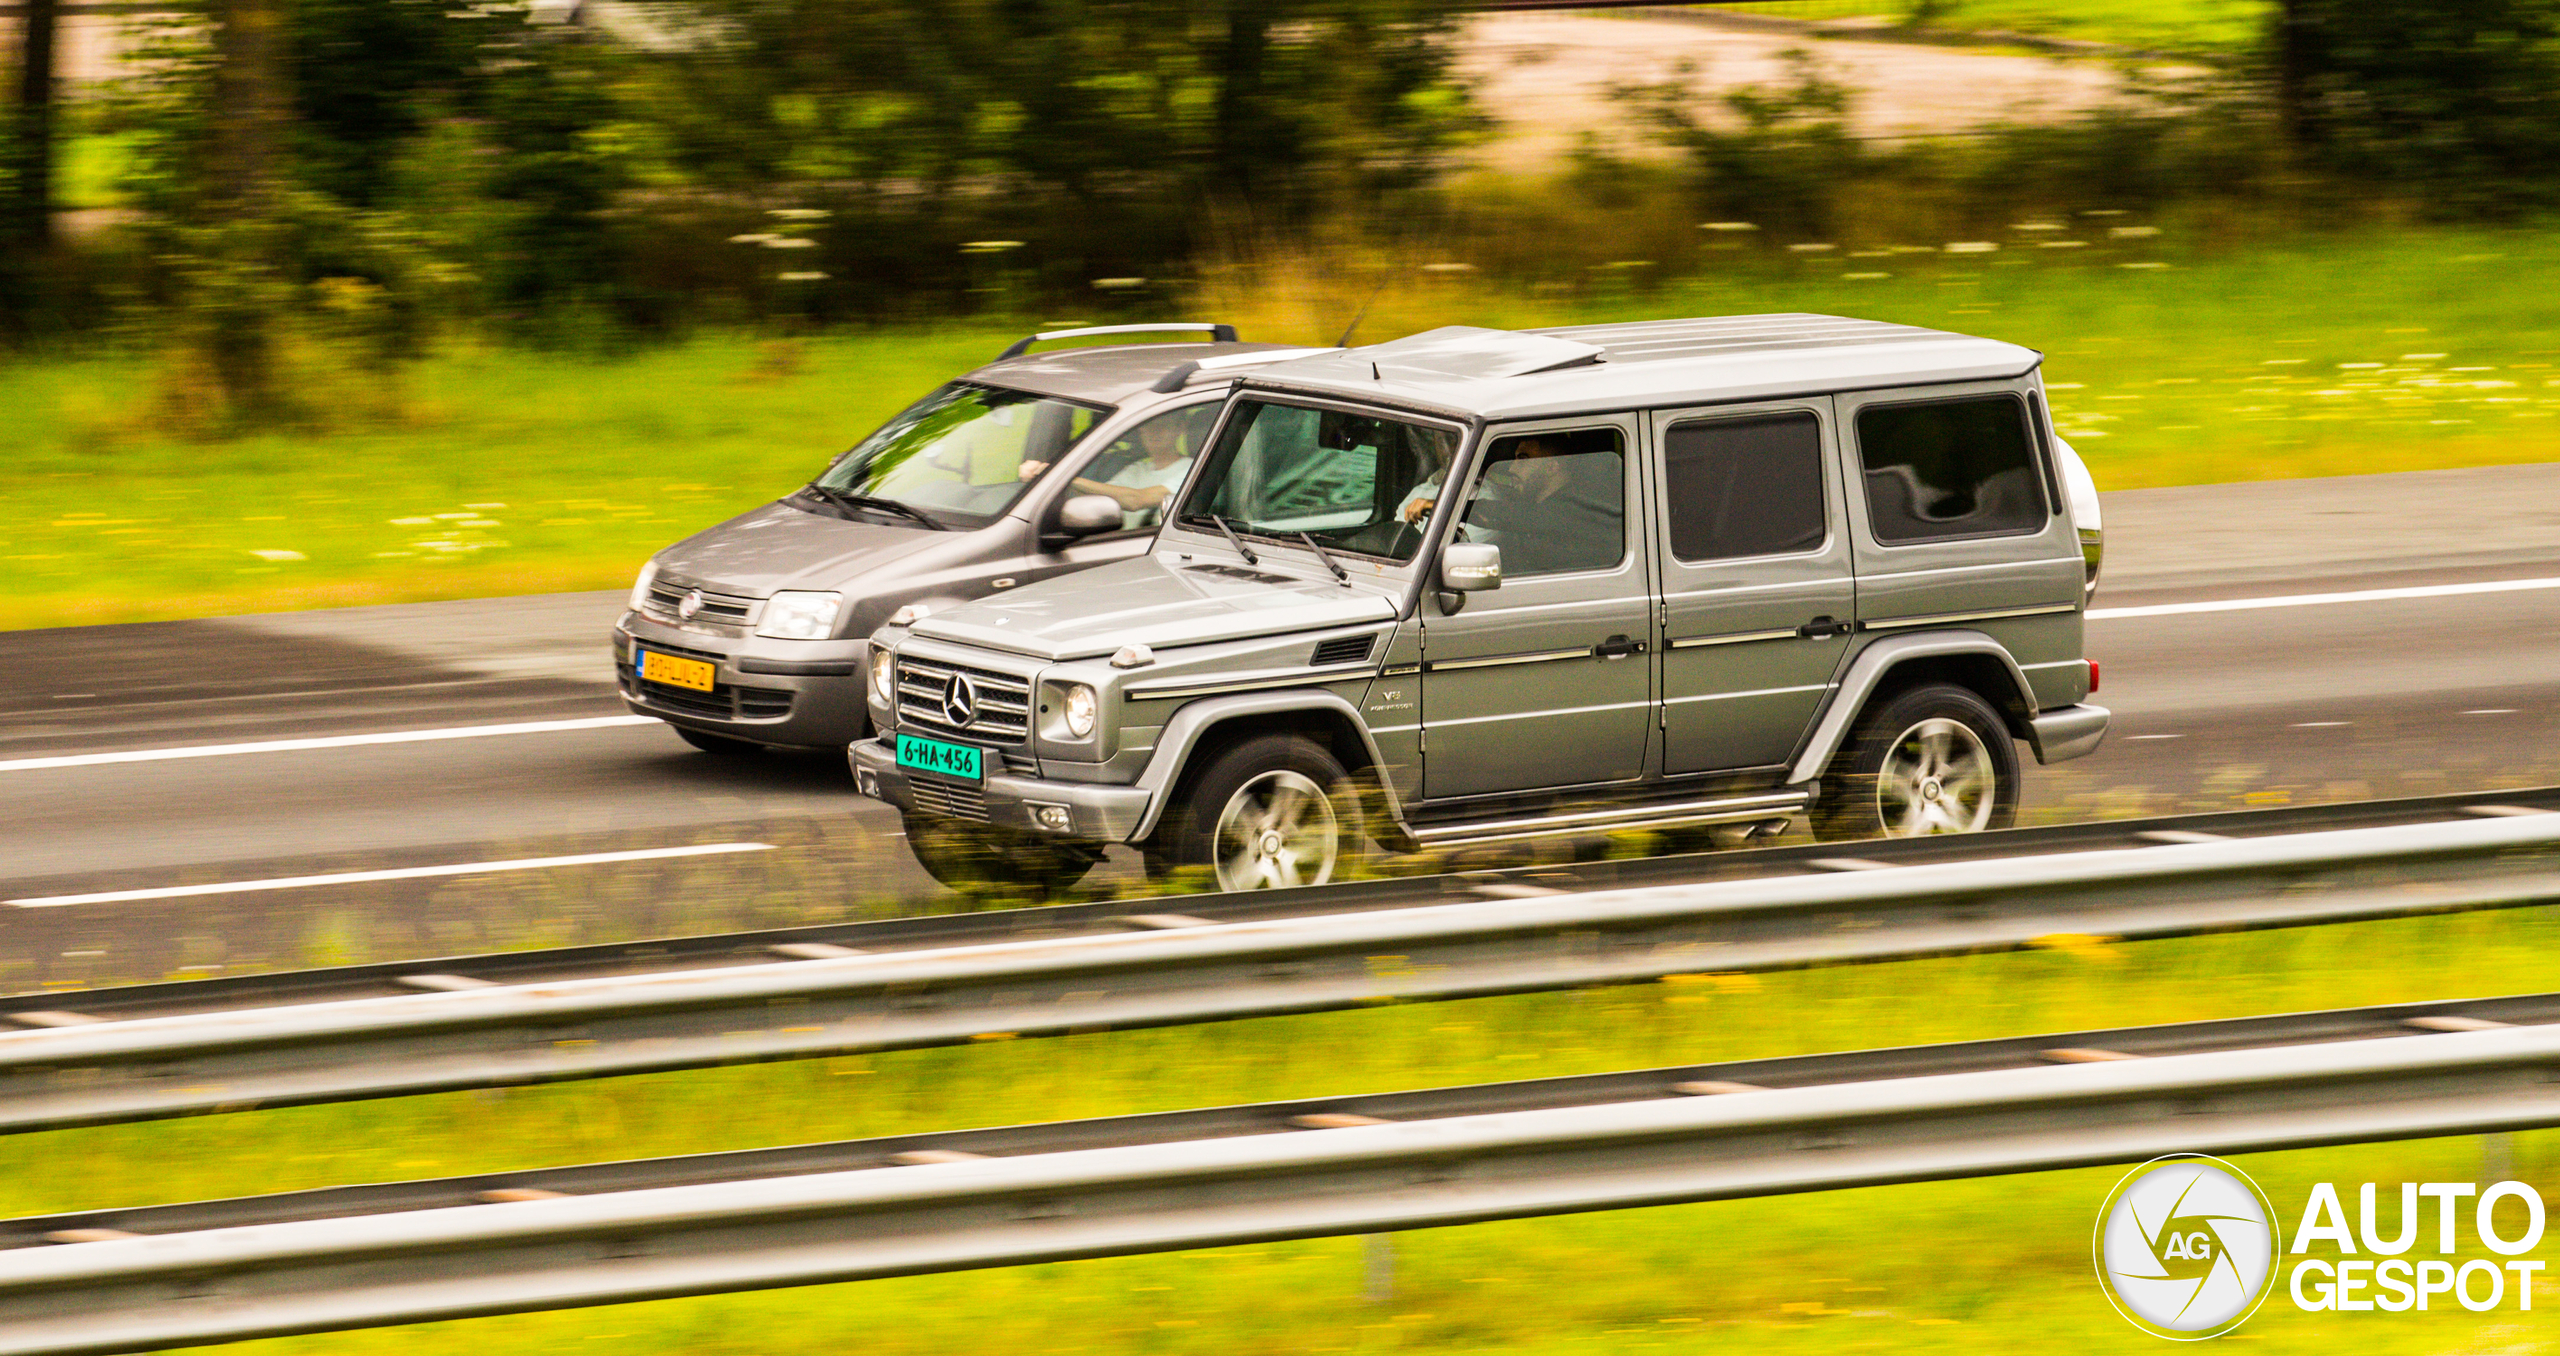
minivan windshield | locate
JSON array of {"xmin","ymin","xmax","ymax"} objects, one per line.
[
  {"xmin": 1177, "ymin": 399, "xmax": 1461, "ymax": 563},
  {"xmin": 809, "ymin": 383, "xmax": 1104, "ymax": 528}
]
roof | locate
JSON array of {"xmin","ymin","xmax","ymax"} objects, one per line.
[
  {"xmin": 1237, "ymin": 314, "xmax": 2042, "ymax": 422},
  {"xmin": 961, "ymin": 342, "xmax": 1314, "ymax": 405}
]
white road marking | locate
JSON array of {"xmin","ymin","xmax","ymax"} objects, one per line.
[
  {"xmin": 6, "ymin": 842, "xmax": 774, "ymax": 909},
  {"xmin": 2090, "ymin": 574, "xmax": 2560, "ymax": 620},
  {"xmin": 0, "ymin": 715, "xmax": 657, "ymax": 773},
  {"xmin": 2465, "ymin": 709, "xmax": 2519, "ymax": 715},
  {"xmin": 2125, "ymin": 734, "xmax": 2184, "ymax": 740},
  {"xmin": 2292, "ymin": 721, "xmax": 2351, "ymax": 728}
]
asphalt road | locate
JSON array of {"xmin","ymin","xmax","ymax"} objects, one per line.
[{"xmin": 2, "ymin": 464, "xmax": 2553, "ymax": 988}]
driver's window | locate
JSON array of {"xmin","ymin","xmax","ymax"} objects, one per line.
[
  {"xmin": 1457, "ymin": 428, "xmax": 1627, "ymax": 579},
  {"xmin": 1073, "ymin": 404, "xmax": 1219, "ymax": 532}
]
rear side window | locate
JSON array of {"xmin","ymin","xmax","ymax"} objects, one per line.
[
  {"xmin": 1663, "ymin": 411, "xmax": 1827, "ymax": 562},
  {"xmin": 1854, "ymin": 396, "xmax": 2048, "ymax": 544}
]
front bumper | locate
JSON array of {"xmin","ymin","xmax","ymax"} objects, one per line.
[
  {"xmin": 851, "ymin": 739, "xmax": 1154, "ymax": 842},
  {"xmin": 614, "ymin": 613, "xmax": 870, "ymax": 750}
]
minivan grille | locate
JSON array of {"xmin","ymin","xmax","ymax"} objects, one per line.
[
  {"xmin": 1311, "ymin": 634, "xmax": 1376, "ymax": 667},
  {"xmin": 894, "ymin": 655, "xmax": 1033, "ymax": 744},
  {"xmin": 642, "ymin": 582, "xmax": 758, "ymax": 630}
]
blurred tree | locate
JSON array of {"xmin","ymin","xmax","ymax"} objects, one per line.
[
  {"xmin": 2273, "ymin": 0, "xmax": 2560, "ymax": 209},
  {"xmin": 290, "ymin": 0, "xmax": 493, "ymax": 207},
  {"xmin": 6, "ymin": 0, "xmax": 59, "ymax": 250},
  {"xmin": 642, "ymin": 0, "xmax": 1474, "ymax": 298}
]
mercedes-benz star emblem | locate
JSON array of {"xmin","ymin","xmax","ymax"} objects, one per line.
[
  {"xmin": 677, "ymin": 589, "xmax": 705, "ymax": 621},
  {"xmin": 942, "ymin": 673, "xmax": 979, "ymax": 728}
]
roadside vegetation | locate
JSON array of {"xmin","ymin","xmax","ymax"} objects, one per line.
[
  {"xmin": 6, "ymin": 903, "xmax": 2554, "ymax": 1354},
  {"xmin": 8, "ymin": 225, "xmax": 2560, "ymax": 630},
  {"xmin": 1712, "ymin": 0, "xmax": 2275, "ymax": 54}
]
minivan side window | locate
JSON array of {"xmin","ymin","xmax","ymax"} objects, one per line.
[
  {"xmin": 1854, "ymin": 396, "xmax": 2048, "ymax": 545},
  {"xmin": 1663, "ymin": 411, "xmax": 1826, "ymax": 562}
]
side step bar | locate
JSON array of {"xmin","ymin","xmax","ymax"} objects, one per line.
[{"xmin": 1408, "ymin": 790, "xmax": 1809, "ymax": 847}]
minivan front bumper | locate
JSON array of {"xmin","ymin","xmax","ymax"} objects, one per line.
[
  {"xmin": 614, "ymin": 612, "xmax": 870, "ymax": 750},
  {"xmin": 851, "ymin": 739, "xmax": 1153, "ymax": 842}
]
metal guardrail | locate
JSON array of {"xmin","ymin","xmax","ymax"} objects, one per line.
[
  {"xmin": 0, "ymin": 808, "xmax": 2554, "ymax": 1134},
  {"xmin": 19, "ymin": 785, "xmax": 2554, "ymax": 1024},
  {"xmin": 6, "ymin": 1008, "xmax": 2560, "ymax": 1354},
  {"xmin": 15, "ymin": 986, "xmax": 2560, "ymax": 1247}
]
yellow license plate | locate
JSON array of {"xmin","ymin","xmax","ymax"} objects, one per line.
[{"xmin": 637, "ymin": 648, "xmax": 716, "ymax": 693}]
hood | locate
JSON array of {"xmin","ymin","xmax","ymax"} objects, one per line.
[
  {"xmin": 651, "ymin": 501, "xmax": 950, "ymax": 597},
  {"xmin": 911, "ymin": 553, "xmax": 1399, "ymax": 662}
]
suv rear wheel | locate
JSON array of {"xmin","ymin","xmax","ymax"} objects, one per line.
[
  {"xmin": 1157, "ymin": 734, "xmax": 1362, "ymax": 891},
  {"xmin": 1814, "ymin": 683, "xmax": 2019, "ymax": 841}
]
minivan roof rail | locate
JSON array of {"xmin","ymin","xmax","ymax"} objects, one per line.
[{"xmin": 997, "ymin": 323, "xmax": 1240, "ymax": 360}]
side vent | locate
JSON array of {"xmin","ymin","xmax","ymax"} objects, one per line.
[{"xmin": 1311, "ymin": 634, "xmax": 1377, "ymax": 667}]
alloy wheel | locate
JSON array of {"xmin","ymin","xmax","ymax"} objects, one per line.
[
  {"xmin": 1875, "ymin": 716, "xmax": 1996, "ymax": 836},
  {"xmin": 1211, "ymin": 769, "xmax": 1340, "ymax": 890}
]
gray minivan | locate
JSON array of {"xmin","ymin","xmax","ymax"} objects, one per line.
[{"xmin": 614, "ymin": 325, "xmax": 1332, "ymax": 753}]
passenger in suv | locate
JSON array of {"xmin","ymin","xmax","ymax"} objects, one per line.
[
  {"xmin": 613, "ymin": 324, "xmax": 1332, "ymax": 755},
  {"xmin": 852, "ymin": 316, "xmax": 2109, "ymax": 892}
]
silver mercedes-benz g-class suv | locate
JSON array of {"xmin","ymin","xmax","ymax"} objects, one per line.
[
  {"xmin": 614, "ymin": 324, "xmax": 1334, "ymax": 754},
  {"xmin": 851, "ymin": 315, "xmax": 2109, "ymax": 892}
]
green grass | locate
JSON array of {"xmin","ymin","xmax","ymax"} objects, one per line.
[
  {"xmin": 11, "ymin": 905, "xmax": 2560, "ymax": 1354},
  {"xmin": 1707, "ymin": 0, "xmax": 2272, "ymax": 54},
  {"xmin": 9, "ymin": 225, "xmax": 2560, "ymax": 630}
]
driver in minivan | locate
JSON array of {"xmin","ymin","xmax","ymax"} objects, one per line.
[{"xmin": 1020, "ymin": 409, "xmax": 1206, "ymax": 530}]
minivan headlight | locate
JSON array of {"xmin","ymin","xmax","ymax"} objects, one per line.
[
  {"xmin": 869, "ymin": 645, "xmax": 896, "ymax": 705},
  {"xmin": 757, "ymin": 591, "xmax": 842, "ymax": 640},
  {"xmin": 1062, "ymin": 683, "xmax": 1098, "ymax": 738},
  {"xmin": 627, "ymin": 559, "xmax": 660, "ymax": 613}
]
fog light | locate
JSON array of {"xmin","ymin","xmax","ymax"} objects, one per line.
[
  {"xmin": 1031, "ymin": 804, "xmax": 1075, "ymax": 833},
  {"xmin": 855, "ymin": 768, "xmax": 881, "ymax": 798}
]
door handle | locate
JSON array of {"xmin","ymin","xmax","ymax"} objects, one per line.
[
  {"xmin": 1797, "ymin": 616, "xmax": 1854, "ymax": 639},
  {"xmin": 1593, "ymin": 634, "xmax": 1646, "ymax": 660}
]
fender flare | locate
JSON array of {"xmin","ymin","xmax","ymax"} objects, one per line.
[
  {"xmin": 1128, "ymin": 688, "xmax": 1402, "ymax": 841},
  {"xmin": 1784, "ymin": 630, "xmax": 2040, "ymax": 785}
]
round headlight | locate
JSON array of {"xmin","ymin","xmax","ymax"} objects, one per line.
[
  {"xmin": 869, "ymin": 646, "xmax": 896, "ymax": 705},
  {"xmin": 1063, "ymin": 683, "xmax": 1097, "ymax": 738}
]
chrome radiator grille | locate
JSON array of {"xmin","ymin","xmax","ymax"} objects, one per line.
[
  {"xmin": 894, "ymin": 655, "xmax": 1033, "ymax": 744},
  {"xmin": 641, "ymin": 582, "xmax": 758, "ymax": 630}
]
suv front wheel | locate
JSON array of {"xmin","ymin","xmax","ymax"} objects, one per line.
[
  {"xmin": 1155, "ymin": 734, "xmax": 1362, "ymax": 891},
  {"xmin": 1814, "ymin": 683, "xmax": 2019, "ymax": 841}
]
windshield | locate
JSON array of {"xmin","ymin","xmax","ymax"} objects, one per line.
[
  {"xmin": 1178, "ymin": 399, "xmax": 1461, "ymax": 563},
  {"xmin": 811, "ymin": 383, "xmax": 1104, "ymax": 527}
]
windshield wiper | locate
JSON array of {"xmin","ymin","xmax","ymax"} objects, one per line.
[
  {"xmin": 1297, "ymin": 531, "xmax": 1349, "ymax": 583},
  {"xmin": 1191, "ymin": 513, "xmax": 1259, "ymax": 566},
  {"xmin": 804, "ymin": 484, "xmax": 945, "ymax": 531}
]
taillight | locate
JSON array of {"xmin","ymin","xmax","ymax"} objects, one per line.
[{"xmin": 2088, "ymin": 659, "xmax": 2102, "ymax": 694}]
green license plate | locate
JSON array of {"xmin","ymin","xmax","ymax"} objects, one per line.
[{"xmin": 896, "ymin": 733, "xmax": 984, "ymax": 782}]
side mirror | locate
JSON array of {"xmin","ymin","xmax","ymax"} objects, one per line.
[
  {"xmin": 1440, "ymin": 542, "xmax": 1502, "ymax": 592},
  {"xmin": 1045, "ymin": 494, "xmax": 1122, "ymax": 548}
]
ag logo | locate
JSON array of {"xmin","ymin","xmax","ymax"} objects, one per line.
[{"xmin": 2095, "ymin": 1155, "xmax": 2277, "ymax": 1339}]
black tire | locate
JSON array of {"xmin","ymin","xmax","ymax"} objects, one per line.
[
  {"xmin": 902, "ymin": 812, "xmax": 1101, "ymax": 899},
  {"xmin": 1153, "ymin": 734, "xmax": 1362, "ymax": 892},
  {"xmin": 675, "ymin": 726, "xmax": 761, "ymax": 756},
  {"xmin": 1812, "ymin": 683, "xmax": 2020, "ymax": 842}
]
